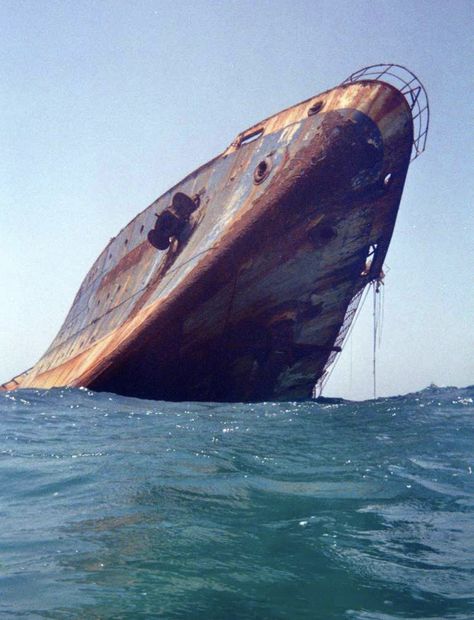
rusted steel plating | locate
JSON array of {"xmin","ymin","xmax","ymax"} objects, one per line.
[
  {"xmin": 2, "ymin": 66, "xmax": 429, "ymax": 401},
  {"xmin": 342, "ymin": 64, "xmax": 429, "ymax": 160}
]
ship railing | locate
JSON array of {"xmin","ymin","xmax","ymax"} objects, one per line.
[
  {"xmin": 341, "ymin": 64, "xmax": 430, "ymax": 161},
  {"xmin": 1, "ymin": 367, "xmax": 33, "ymax": 391}
]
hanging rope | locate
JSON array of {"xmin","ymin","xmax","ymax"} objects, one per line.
[
  {"xmin": 372, "ymin": 271, "xmax": 385, "ymax": 400},
  {"xmin": 372, "ymin": 281, "xmax": 377, "ymax": 400}
]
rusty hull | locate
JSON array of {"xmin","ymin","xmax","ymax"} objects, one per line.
[{"xmin": 3, "ymin": 78, "xmax": 414, "ymax": 401}]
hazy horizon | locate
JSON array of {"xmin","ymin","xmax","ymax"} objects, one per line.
[{"xmin": 1, "ymin": 0, "xmax": 472, "ymax": 400}]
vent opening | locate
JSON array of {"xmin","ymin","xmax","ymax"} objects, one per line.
[
  {"xmin": 238, "ymin": 128, "xmax": 264, "ymax": 146},
  {"xmin": 308, "ymin": 100, "xmax": 325, "ymax": 116}
]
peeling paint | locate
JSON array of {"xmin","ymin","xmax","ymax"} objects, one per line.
[{"xmin": 2, "ymin": 68, "xmax": 429, "ymax": 401}]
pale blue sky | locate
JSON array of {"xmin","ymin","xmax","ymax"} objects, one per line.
[{"xmin": 1, "ymin": 0, "xmax": 472, "ymax": 399}]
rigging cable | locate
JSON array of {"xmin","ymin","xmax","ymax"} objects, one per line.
[
  {"xmin": 372, "ymin": 272, "xmax": 385, "ymax": 399},
  {"xmin": 373, "ymin": 280, "xmax": 377, "ymax": 400}
]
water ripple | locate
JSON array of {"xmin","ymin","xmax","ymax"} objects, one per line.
[{"xmin": 0, "ymin": 385, "xmax": 473, "ymax": 619}]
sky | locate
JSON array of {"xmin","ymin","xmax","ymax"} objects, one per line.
[{"xmin": 1, "ymin": 0, "xmax": 472, "ymax": 400}]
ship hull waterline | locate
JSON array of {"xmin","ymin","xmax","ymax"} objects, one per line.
[{"xmin": 3, "ymin": 79, "xmax": 414, "ymax": 401}]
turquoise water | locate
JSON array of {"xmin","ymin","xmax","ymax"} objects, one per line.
[{"xmin": 1, "ymin": 386, "xmax": 473, "ymax": 619}]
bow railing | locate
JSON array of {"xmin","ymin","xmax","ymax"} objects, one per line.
[{"xmin": 341, "ymin": 64, "xmax": 430, "ymax": 161}]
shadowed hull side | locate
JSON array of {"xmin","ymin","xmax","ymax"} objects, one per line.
[
  {"xmin": 89, "ymin": 110, "xmax": 411, "ymax": 401},
  {"xmin": 3, "ymin": 69, "xmax": 422, "ymax": 401}
]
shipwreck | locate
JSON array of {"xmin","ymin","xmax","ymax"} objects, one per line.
[{"xmin": 2, "ymin": 64, "xmax": 429, "ymax": 401}]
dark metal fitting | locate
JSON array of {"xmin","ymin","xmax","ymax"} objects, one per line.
[
  {"xmin": 253, "ymin": 157, "xmax": 273, "ymax": 184},
  {"xmin": 308, "ymin": 100, "xmax": 325, "ymax": 116}
]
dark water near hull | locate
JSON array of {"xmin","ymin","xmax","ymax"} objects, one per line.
[{"xmin": 1, "ymin": 386, "xmax": 473, "ymax": 619}]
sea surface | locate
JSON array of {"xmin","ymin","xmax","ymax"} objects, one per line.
[{"xmin": 0, "ymin": 385, "xmax": 473, "ymax": 620}]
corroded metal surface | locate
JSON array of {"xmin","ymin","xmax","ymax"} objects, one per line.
[{"xmin": 3, "ymin": 68, "xmax": 425, "ymax": 401}]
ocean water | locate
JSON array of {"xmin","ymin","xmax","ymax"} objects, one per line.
[{"xmin": 0, "ymin": 386, "xmax": 473, "ymax": 620}]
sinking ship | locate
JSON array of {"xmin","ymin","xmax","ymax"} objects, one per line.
[{"xmin": 3, "ymin": 65, "xmax": 429, "ymax": 401}]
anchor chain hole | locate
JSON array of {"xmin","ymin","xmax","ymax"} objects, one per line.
[{"xmin": 253, "ymin": 157, "xmax": 272, "ymax": 184}]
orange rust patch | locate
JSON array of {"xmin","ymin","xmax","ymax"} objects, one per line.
[{"xmin": 99, "ymin": 241, "xmax": 152, "ymax": 289}]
